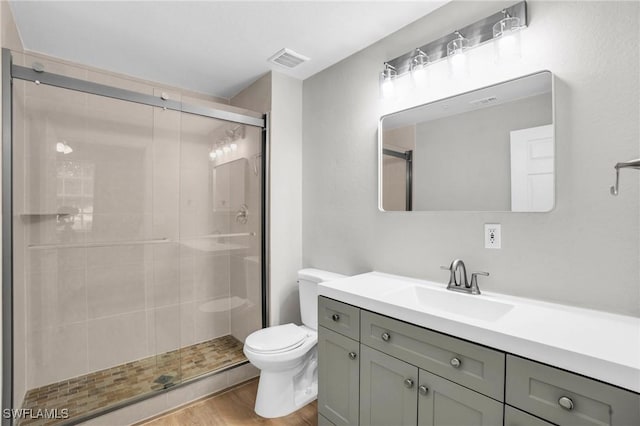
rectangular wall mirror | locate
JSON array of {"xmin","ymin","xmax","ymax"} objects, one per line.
[{"xmin": 379, "ymin": 71, "xmax": 554, "ymax": 212}]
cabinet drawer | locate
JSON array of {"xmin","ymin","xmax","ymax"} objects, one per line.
[
  {"xmin": 506, "ymin": 355, "xmax": 640, "ymax": 426},
  {"xmin": 361, "ymin": 310, "xmax": 505, "ymax": 401},
  {"xmin": 505, "ymin": 405, "xmax": 555, "ymax": 426},
  {"xmin": 318, "ymin": 296, "xmax": 360, "ymax": 340}
]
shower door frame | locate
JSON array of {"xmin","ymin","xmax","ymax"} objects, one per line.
[{"xmin": 1, "ymin": 48, "xmax": 270, "ymax": 425}]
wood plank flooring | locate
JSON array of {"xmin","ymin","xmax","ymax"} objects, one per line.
[{"xmin": 141, "ymin": 379, "xmax": 318, "ymax": 426}]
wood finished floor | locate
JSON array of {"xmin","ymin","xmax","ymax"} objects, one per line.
[{"xmin": 141, "ymin": 379, "xmax": 317, "ymax": 426}]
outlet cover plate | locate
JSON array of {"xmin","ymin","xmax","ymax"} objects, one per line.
[{"xmin": 485, "ymin": 224, "xmax": 501, "ymax": 249}]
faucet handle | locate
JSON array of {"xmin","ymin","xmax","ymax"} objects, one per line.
[
  {"xmin": 469, "ymin": 271, "xmax": 489, "ymax": 295},
  {"xmin": 440, "ymin": 265, "xmax": 451, "ymax": 270}
]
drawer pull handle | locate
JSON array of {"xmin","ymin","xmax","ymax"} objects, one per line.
[
  {"xmin": 348, "ymin": 351, "xmax": 357, "ymax": 360},
  {"xmin": 381, "ymin": 332, "xmax": 391, "ymax": 342},
  {"xmin": 450, "ymin": 357, "xmax": 462, "ymax": 368},
  {"xmin": 558, "ymin": 396, "xmax": 574, "ymax": 411},
  {"xmin": 418, "ymin": 385, "xmax": 429, "ymax": 395},
  {"xmin": 332, "ymin": 314, "xmax": 340, "ymax": 322},
  {"xmin": 404, "ymin": 379, "xmax": 414, "ymax": 389}
]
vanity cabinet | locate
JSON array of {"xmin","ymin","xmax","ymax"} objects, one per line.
[{"xmin": 318, "ymin": 296, "xmax": 640, "ymax": 426}]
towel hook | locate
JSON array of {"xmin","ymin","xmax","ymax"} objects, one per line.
[{"xmin": 610, "ymin": 158, "xmax": 640, "ymax": 196}]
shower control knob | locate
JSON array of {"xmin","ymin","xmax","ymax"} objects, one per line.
[
  {"xmin": 450, "ymin": 357, "xmax": 461, "ymax": 368},
  {"xmin": 348, "ymin": 352, "xmax": 357, "ymax": 360},
  {"xmin": 381, "ymin": 332, "xmax": 391, "ymax": 342},
  {"xmin": 404, "ymin": 379, "xmax": 414, "ymax": 389},
  {"xmin": 332, "ymin": 314, "xmax": 340, "ymax": 322},
  {"xmin": 418, "ymin": 385, "xmax": 429, "ymax": 395}
]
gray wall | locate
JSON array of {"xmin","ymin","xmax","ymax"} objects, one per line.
[
  {"xmin": 302, "ymin": 1, "xmax": 640, "ymax": 316},
  {"xmin": 231, "ymin": 71, "xmax": 304, "ymax": 327},
  {"xmin": 413, "ymin": 93, "xmax": 552, "ymax": 211}
]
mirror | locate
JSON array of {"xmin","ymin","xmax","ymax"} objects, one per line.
[{"xmin": 380, "ymin": 71, "xmax": 554, "ymax": 212}]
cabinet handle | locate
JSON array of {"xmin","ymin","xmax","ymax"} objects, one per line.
[
  {"xmin": 332, "ymin": 314, "xmax": 340, "ymax": 322},
  {"xmin": 348, "ymin": 351, "xmax": 357, "ymax": 360},
  {"xmin": 404, "ymin": 379, "xmax": 414, "ymax": 389},
  {"xmin": 381, "ymin": 332, "xmax": 391, "ymax": 342},
  {"xmin": 450, "ymin": 357, "xmax": 461, "ymax": 368},
  {"xmin": 558, "ymin": 396, "xmax": 574, "ymax": 411},
  {"xmin": 418, "ymin": 385, "xmax": 429, "ymax": 395}
]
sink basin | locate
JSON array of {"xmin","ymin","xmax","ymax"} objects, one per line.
[{"xmin": 384, "ymin": 285, "xmax": 514, "ymax": 322}]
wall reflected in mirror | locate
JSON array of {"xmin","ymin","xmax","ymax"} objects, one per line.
[{"xmin": 380, "ymin": 71, "xmax": 554, "ymax": 212}]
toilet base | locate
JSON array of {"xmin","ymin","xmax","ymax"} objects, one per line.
[{"xmin": 254, "ymin": 351, "xmax": 318, "ymax": 418}]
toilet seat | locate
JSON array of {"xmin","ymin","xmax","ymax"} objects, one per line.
[{"xmin": 245, "ymin": 323, "xmax": 308, "ymax": 354}]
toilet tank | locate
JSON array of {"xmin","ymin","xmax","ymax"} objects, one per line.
[{"xmin": 298, "ymin": 268, "xmax": 346, "ymax": 330}]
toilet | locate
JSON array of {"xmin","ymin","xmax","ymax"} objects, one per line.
[{"xmin": 243, "ymin": 268, "xmax": 346, "ymax": 418}]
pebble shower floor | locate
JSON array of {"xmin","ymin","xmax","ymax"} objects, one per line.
[{"xmin": 18, "ymin": 335, "xmax": 246, "ymax": 426}]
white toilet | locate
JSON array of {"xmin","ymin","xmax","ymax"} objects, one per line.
[{"xmin": 243, "ymin": 268, "xmax": 346, "ymax": 418}]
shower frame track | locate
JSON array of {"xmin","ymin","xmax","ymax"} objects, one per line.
[{"xmin": 1, "ymin": 48, "xmax": 270, "ymax": 426}]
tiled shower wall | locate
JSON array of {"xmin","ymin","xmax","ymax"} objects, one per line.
[{"xmin": 11, "ymin": 51, "xmax": 263, "ymax": 405}]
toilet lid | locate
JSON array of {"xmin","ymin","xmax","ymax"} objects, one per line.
[{"xmin": 245, "ymin": 323, "xmax": 307, "ymax": 353}]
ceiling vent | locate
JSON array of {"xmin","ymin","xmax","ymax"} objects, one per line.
[{"xmin": 268, "ymin": 48, "xmax": 310, "ymax": 69}]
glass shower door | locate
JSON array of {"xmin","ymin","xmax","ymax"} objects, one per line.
[
  {"xmin": 178, "ymin": 112, "xmax": 263, "ymax": 382},
  {"xmin": 13, "ymin": 79, "xmax": 182, "ymax": 422}
]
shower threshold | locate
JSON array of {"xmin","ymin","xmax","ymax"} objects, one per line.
[{"xmin": 19, "ymin": 335, "xmax": 247, "ymax": 426}]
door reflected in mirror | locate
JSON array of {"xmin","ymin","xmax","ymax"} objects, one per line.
[{"xmin": 380, "ymin": 71, "xmax": 554, "ymax": 212}]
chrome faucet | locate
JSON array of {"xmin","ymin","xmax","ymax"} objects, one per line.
[{"xmin": 440, "ymin": 259, "xmax": 489, "ymax": 295}]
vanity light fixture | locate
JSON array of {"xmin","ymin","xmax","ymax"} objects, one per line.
[
  {"xmin": 410, "ymin": 49, "xmax": 429, "ymax": 87},
  {"xmin": 380, "ymin": 63, "xmax": 397, "ymax": 99},
  {"xmin": 380, "ymin": 1, "xmax": 527, "ymax": 88}
]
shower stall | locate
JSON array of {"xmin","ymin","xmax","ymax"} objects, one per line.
[{"xmin": 1, "ymin": 49, "xmax": 268, "ymax": 425}]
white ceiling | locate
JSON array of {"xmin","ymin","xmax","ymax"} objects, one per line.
[{"xmin": 9, "ymin": 1, "xmax": 447, "ymax": 99}]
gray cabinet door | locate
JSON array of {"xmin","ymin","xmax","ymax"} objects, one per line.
[
  {"xmin": 505, "ymin": 405, "xmax": 556, "ymax": 426},
  {"xmin": 318, "ymin": 326, "xmax": 360, "ymax": 426},
  {"xmin": 319, "ymin": 413, "xmax": 337, "ymax": 426},
  {"xmin": 360, "ymin": 345, "xmax": 418, "ymax": 426},
  {"xmin": 417, "ymin": 369, "xmax": 503, "ymax": 426}
]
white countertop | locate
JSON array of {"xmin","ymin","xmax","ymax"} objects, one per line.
[{"xmin": 318, "ymin": 271, "xmax": 640, "ymax": 394}]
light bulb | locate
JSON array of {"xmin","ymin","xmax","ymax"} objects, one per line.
[
  {"xmin": 56, "ymin": 142, "xmax": 66, "ymax": 153},
  {"xmin": 63, "ymin": 145, "xmax": 73, "ymax": 154},
  {"xmin": 410, "ymin": 49, "xmax": 429, "ymax": 88},
  {"xmin": 230, "ymin": 143, "xmax": 238, "ymax": 151},
  {"xmin": 209, "ymin": 150, "xmax": 217, "ymax": 160},
  {"xmin": 216, "ymin": 148, "xmax": 223, "ymax": 156},
  {"xmin": 493, "ymin": 16, "xmax": 522, "ymax": 63},
  {"xmin": 381, "ymin": 79, "xmax": 395, "ymax": 98},
  {"xmin": 380, "ymin": 63, "xmax": 397, "ymax": 99},
  {"xmin": 449, "ymin": 52, "xmax": 467, "ymax": 78},
  {"xmin": 447, "ymin": 33, "xmax": 469, "ymax": 79},
  {"xmin": 223, "ymin": 145, "xmax": 231, "ymax": 153}
]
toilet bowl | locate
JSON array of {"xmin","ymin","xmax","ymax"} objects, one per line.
[{"xmin": 243, "ymin": 268, "xmax": 346, "ymax": 418}]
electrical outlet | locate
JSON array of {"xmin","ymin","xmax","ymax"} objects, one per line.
[{"xmin": 484, "ymin": 224, "xmax": 501, "ymax": 249}]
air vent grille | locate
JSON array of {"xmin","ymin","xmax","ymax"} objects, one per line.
[{"xmin": 268, "ymin": 48, "xmax": 309, "ymax": 69}]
